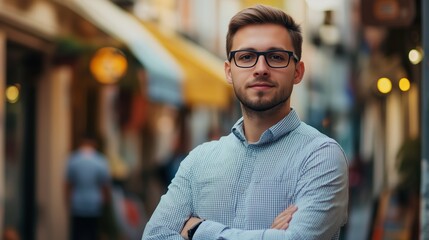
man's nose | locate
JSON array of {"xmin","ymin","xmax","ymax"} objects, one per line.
[{"xmin": 253, "ymin": 55, "xmax": 270, "ymax": 76}]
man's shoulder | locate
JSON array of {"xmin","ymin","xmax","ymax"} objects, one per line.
[
  {"xmin": 292, "ymin": 122, "xmax": 333, "ymax": 142},
  {"xmin": 292, "ymin": 122, "xmax": 345, "ymax": 154},
  {"xmin": 68, "ymin": 151, "xmax": 108, "ymax": 167},
  {"xmin": 195, "ymin": 133, "xmax": 236, "ymax": 150},
  {"xmin": 185, "ymin": 133, "xmax": 237, "ymax": 163}
]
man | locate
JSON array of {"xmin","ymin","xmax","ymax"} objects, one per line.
[
  {"xmin": 65, "ymin": 137, "xmax": 111, "ymax": 240},
  {"xmin": 142, "ymin": 4, "xmax": 348, "ymax": 240}
]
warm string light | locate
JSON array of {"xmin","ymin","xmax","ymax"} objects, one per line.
[
  {"xmin": 376, "ymin": 77, "xmax": 411, "ymax": 94},
  {"xmin": 399, "ymin": 78, "xmax": 411, "ymax": 92},
  {"xmin": 6, "ymin": 84, "xmax": 20, "ymax": 103},
  {"xmin": 408, "ymin": 47, "xmax": 423, "ymax": 65},
  {"xmin": 377, "ymin": 77, "xmax": 392, "ymax": 94}
]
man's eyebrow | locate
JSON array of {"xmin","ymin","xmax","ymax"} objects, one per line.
[
  {"xmin": 235, "ymin": 47, "xmax": 257, "ymax": 51},
  {"xmin": 267, "ymin": 47, "xmax": 288, "ymax": 51}
]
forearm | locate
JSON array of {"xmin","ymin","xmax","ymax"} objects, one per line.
[
  {"xmin": 186, "ymin": 205, "xmax": 298, "ymax": 240},
  {"xmin": 143, "ymin": 199, "xmax": 192, "ymax": 240},
  {"xmin": 143, "ymin": 154, "xmax": 196, "ymax": 239},
  {"xmin": 193, "ymin": 220, "xmax": 299, "ymax": 240},
  {"xmin": 193, "ymin": 219, "xmax": 341, "ymax": 240},
  {"xmin": 142, "ymin": 221, "xmax": 185, "ymax": 240}
]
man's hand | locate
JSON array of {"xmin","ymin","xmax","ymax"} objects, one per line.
[
  {"xmin": 181, "ymin": 217, "xmax": 204, "ymax": 239},
  {"xmin": 271, "ymin": 205, "xmax": 298, "ymax": 230}
]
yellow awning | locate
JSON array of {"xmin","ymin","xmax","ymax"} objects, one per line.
[
  {"xmin": 57, "ymin": 0, "xmax": 184, "ymax": 106},
  {"xmin": 143, "ymin": 22, "xmax": 233, "ymax": 110}
]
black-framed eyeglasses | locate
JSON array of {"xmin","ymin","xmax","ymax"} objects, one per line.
[{"xmin": 229, "ymin": 49, "xmax": 299, "ymax": 68}]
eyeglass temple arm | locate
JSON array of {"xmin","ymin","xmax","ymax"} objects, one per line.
[{"xmin": 292, "ymin": 53, "xmax": 300, "ymax": 62}]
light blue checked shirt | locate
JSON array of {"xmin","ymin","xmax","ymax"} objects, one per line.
[{"xmin": 142, "ymin": 109, "xmax": 348, "ymax": 240}]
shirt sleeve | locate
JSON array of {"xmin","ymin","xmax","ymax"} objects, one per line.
[
  {"xmin": 99, "ymin": 155, "xmax": 111, "ymax": 184},
  {"xmin": 142, "ymin": 149, "xmax": 196, "ymax": 240},
  {"xmin": 193, "ymin": 141, "xmax": 349, "ymax": 240}
]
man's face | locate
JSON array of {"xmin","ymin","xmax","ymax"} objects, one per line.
[{"xmin": 224, "ymin": 24, "xmax": 304, "ymax": 113}]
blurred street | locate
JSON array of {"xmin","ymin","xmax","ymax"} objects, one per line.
[{"xmin": 0, "ymin": 0, "xmax": 425, "ymax": 239}]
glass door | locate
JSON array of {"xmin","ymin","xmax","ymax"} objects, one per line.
[{"xmin": 4, "ymin": 40, "xmax": 41, "ymax": 240}]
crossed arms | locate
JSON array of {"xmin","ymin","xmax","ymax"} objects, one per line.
[{"xmin": 180, "ymin": 205, "xmax": 298, "ymax": 239}]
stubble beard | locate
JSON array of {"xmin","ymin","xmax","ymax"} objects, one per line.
[{"xmin": 234, "ymin": 88, "xmax": 290, "ymax": 116}]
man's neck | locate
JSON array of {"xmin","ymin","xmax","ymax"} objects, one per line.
[{"xmin": 241, "ymin": 106, "xmax": 291, "ymax": 143}]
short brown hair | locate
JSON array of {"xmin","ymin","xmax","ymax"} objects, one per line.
[{"xmin": 226, "ymin": 4, "xmax": 302, "ymax": 61}]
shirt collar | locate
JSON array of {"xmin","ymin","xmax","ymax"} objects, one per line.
[{"xmin": 231, "ymin": 109, "xmax": 301, "ymax": 145}]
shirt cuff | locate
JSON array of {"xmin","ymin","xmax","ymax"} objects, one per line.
[{"xmin": 193, "ymin": 220, "xmax": 227, "ymax": 240}]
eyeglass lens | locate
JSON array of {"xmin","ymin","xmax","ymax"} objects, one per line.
[{"xmin": 233, "ymin": 51, "xmax": 292, "ymax": 68}]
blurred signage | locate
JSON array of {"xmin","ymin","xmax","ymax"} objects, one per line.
[{"xmin": 361, "ymin": 0, "xmax": 416, "ymax": 27}]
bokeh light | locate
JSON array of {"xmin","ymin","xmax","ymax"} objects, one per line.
[
  {"xmin": 90, "ymin": 47, "xmax": 128, "ymax": 84},
  {"xmin": 399, "ymin": 78, "xmax": 411, "ymax": 92},
  {"xmin": 377, "ymin": 77, "xmax": 392, "ymax": 94},
  {"xmin": 408, "ymin": 48, "xmax": 423, "ymax": 65},
  {"xmin": 6, "ymin": 85, "xmax": 20, "ymax": 103}
]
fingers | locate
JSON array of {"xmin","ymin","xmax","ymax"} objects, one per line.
[
  {"xmin": 276, "ymin": 205, "xmax": 297, "ymax": 219},
  {"xmin": 271, "ymin": 213, "xmax": 292, "ymax": 229},
  {"xmin": 271, "ymin": 205, "xmax": 297, "ymax": 230}
]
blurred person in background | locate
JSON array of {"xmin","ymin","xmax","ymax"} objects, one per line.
[
  {"xmin": 65, "ymin": 136, "xmax": 111, "ymax": 240},
  {"xmin": 143, "ymin": 4, "xmax": 348, "ymax": 240}
]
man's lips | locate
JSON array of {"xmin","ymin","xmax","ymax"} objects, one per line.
[{"xmin": 248, "ymin": 82, "xmax": 274, "ymax": 90}]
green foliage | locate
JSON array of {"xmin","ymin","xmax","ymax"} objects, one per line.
[{"xmin": 54, "ymin": 36, "xmax": 96, "ymax": 58}]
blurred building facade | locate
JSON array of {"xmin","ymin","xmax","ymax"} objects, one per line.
[
  {"xmin": 0, "ymin": 0, "xmax": 425, "ymax": 240},
  {"xmin": 0, "ymin": 0, "xmax": 235, "ymax": 239},
  {"xmin": 0, "ymin": 1, "xmax": 65, "ymax": 239}
]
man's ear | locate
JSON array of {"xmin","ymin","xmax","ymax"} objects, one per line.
[
  {"xmin": 224, "ymin": 60, "xmax": 233, "ymax": 84},
  {"xmin": 293, "ymin": 61, "xmax": 305, "ymax": 85}
]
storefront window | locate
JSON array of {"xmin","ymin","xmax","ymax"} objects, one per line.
[{"xmin": 4, "ymin": 41, "xmax": 40, "ymax": 240}]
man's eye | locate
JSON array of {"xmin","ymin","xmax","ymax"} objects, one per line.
[
  {"xmin": 238, "ymin": 53, "xmax": 256, "ymax": 61},
  {"xmin": 269, "ymin": 54, "xmax": 286, "ymax": 62}
]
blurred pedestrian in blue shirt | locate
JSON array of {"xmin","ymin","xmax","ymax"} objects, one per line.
[
  {"xmin": 143, "ymin": 4, "xmax": 348, "ymax": 240},
  {"xmin": 65, "ymin": 137, "xmax": 111, "ymax": 240}
]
